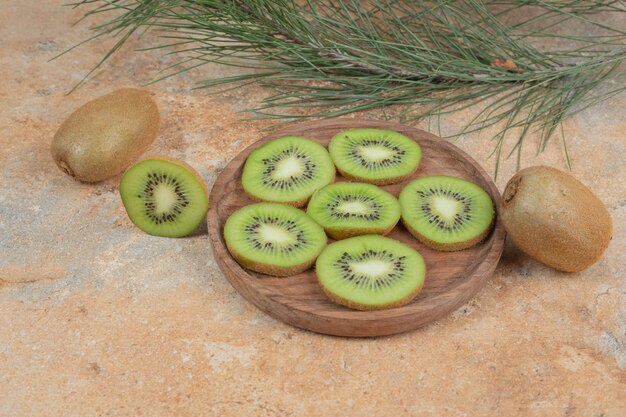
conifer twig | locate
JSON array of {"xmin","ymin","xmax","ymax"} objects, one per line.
[{"xmin": 57, "ymin": 0, "xmax": 626, "ymax": 175}]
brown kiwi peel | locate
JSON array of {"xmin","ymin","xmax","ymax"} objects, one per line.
[
  {"xmin": 500, "ymin": 166, "xmax": 612, "ymax": 272},
  {"xmin": 52, "ymin": 88, "xmax": 159, "ymax": 182}
]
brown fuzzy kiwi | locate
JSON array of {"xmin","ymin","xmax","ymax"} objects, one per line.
[
  {"xmin": 52, "ymin": 88, "xmax": 159, "ymax": 182},
  {"xmin": 500, "ymin": 166, "xmax": 612, "ymax": 272}
]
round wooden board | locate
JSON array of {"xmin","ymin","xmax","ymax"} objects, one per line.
[{"xmin": 207, "ymin": 119, "xmax": 505, "ymax": 337}]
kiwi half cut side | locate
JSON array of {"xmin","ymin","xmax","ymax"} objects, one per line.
[
  {"xmin": 306, "ymin": 182, "xmax": 401, "ymax": 240},
  {"xmin": 119, "ymin": 156, "xmax": 209, "ymax": 237},
  {"xmin": 328, "ymin": 128, "xmax": 421, "ymax": 185},
  {"xmin": 242, "ymin": 136, "xmax": 335, "ymax": 207},
  {"xmin": 224, "ymin": 203, "xmax": 327, "ymax": 276},
  {"xmin": 315, "ymin": 235, "xmax": 426, "ymax": 310},
  {"xmin": 399, "ymin": 175, "xmax": 494, "ymax": 251}
]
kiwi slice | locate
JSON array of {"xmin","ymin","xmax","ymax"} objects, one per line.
[
  {"xmin": 119, "ymin": 157, "xmax": 208, "ymax": 237},
  {"xmin": 399, "ymin": 175, "xmax": 494, "ymax": 251},
  {"xmin": 328, "ymin": 128, "xmax": 421, "ymax": 185},
  {"xmin": 242, "ymin": 136, "xmax": 335, "ymax": 207},
  {"xmin": 315, "ymin": 235, "xmax": 426, "ymax": 310},
  {"xmin": 224, "ymin": 203, "xmax": 327, "ymax": 276},
  {"xmin": 306, "ymin": 182, "xmax": 401, "ymax": 240}
]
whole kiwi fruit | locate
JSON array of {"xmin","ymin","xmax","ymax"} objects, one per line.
[
  {"xmin": 51, "ymin": 88, "xmax": 159, "ymax": 182},
  {"xmin": 500, "ymin": 166, "xmax": 612, "ymax": 272}
]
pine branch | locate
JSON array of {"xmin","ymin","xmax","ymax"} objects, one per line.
[{"xmin": 57, "ymin": 0, "xmax": 626, "ymax": 176}]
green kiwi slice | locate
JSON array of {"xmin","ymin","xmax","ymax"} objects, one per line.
[
  {"xmin": 399, "ymin": 175, "xmax": 495, "ymax": 251},
  {"xmin": 242, "ymin": 136, "xmax": 335, "ymax": 207},
  {"xmin": 306, "ymin": 182, "xmax": 401, "ymax": 240},
  {"xmin": 119, "ymin": 156, "xmax": 209, "ymax": 237},
  {"xmin": 224, "ymin": 203, "xmax": 327, "ymax": 276},
  {"xmin": 315, "ymin": 235, "xmax": 426, "ymax": 310},
  {"xmin": 328, "ymin": 128, "xmax": 421, "ymax": 185}
]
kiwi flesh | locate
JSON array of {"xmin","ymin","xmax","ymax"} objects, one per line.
[
  {"xmin": 315, "ymin": 235, "xmax": 426, "ymax": 310},
  {"xmin": 52, "ymin": 88, "xmax": 159, "ymax": 182},
  {"xmin": 328, "ymin": 128, "xmax": 421, "ymax": 185},
  {"xmin": 241, "ymin": 136, "xmax": 335, "ymax": 207},
  {"xmin": 119, "ymin": 156, "xmax": 208, "ymax": 237},
  {"xmin": 399, "ymin": 176, "xmax": 494, "ymax": 251},
  {"xmin": 306, "ymin": 182, "xmax": 401, "ymax": 240},
  {"xmin": 500, "ymin": 166, "xmax": 612, "ymax": 272},
  {"xmin": 224, "ymin": 203, "xmax": 327, "ymax": 276}
]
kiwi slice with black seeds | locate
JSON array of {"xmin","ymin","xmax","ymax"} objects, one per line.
[
  {"xmin": 329, "ymin": 128, "xmax": 421, "ymax": 185},
  {"xmin": 224, "ymin": 203, "xmax": 327, "ymax": 276},
  {"xmin": 242, "ymin": 136, "xmax": 335, "ymax": 207},
  {"xmin": 399, "ymin": 175, "xmax": 494, "ymax": 251},
  {"xmin": 119, "ymin": 156, "xmax": 208, "ymax": 237},
  {"xmin": 316, "ymin": 235, "xmax": 426, "ymax": 310},
  {"xmin": 306, "ymin": 182, "xmax": 401, "ymax": 240}
]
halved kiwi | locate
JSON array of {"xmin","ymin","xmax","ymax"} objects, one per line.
[
  {"xmin": 328, "ymin": 128, "xmax": 421, "ymax": 185},
  {"xmin": 399, "ymin": 175, "xmax": 494, "ymax": 251},
  {"xmin": 242, "ymin": 136, "xmax": 335, "ymax": 207},
  {"xmin": 119, "ymin": 156, "xmax": 209, "ymax": 237},
  {"xmin": 315, "ymin": 235, "xmax": 426, "ymax": 310},
  {"xmin": 306, "ymin": 182, "xmax": 401, "ymax": 240},
  {"xmin": 224, "ymin": 203, "xmax": 327, "ymax": 276}
]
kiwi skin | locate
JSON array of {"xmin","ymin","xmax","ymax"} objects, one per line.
[
  {"xmin": 225, "ymin": 242, "xmax": 319, "ymax": 277},
  {"xmin": 500, "ymin": 166, "xmax": 612, "ymax": 272},
  {"xmin": 319, "ymin": 276, "xmax": 425, "ymax": 311},
  {"xmin": 52, "ymin": 88, "xmax": 159, "ymax": 182},
  {"xmin": 335, "ymin": 166, "xmax": 416, "ymax": 186},
  {"xmin": 246, "ymin": 192, "xmax": 309, "ymax": 209},
  {"xmin": 324, "ymin": 222, "xmax": 396, "ymax": 241},
  {"xmin": 401, "ymin": 216, "xmax": 495, "ymax": 252}
]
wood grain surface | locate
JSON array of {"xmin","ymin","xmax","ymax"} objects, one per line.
[{"xmin": 207, "ymin": 119, "xmax": 506, "ymax": 337}]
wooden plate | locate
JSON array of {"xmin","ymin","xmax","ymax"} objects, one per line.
[{"xmin": 207, "ymin": 119, "xmax": 505, "ymax": 337}]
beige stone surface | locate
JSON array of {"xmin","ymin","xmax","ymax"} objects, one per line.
[{"xmin": 0, "ymin": 2, "xmax": 624, "ymax": 416}]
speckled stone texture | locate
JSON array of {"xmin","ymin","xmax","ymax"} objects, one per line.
[{"xmin": 0, "ymin": 2, "xmax": 624, "ymax": 416}]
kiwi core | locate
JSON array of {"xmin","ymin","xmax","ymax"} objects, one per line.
[
  {"xmin": 433, "ymin": 196, "xmax": 461, "ymax": 221},
  {"xmin": 259, "ymin": 223, "xmax": 295, "ymax": 244},
  {"xmin": 337, "ymin": 200, "xmax": 371, "ymax": 215},
  {"xmin": 274, "ymin": 156, "xmax": 304, "ymax": 179},
  {"xmin": 359, "ymin": 145, "xmax": 394, "ymax": 161},
  {"xmin": 154, "ymin": 184, "xmax": 178, "ymax": 214},
  {"xmin": 351, "ymin": 259, "xmax": 392, "ymax": 277}
]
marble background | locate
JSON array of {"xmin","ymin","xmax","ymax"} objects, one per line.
[{"xmin": 1, "ymin": 2, "xmax": 624, "ymax": 416}]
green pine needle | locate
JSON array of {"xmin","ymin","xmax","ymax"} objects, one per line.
[{"xmin": 57, "ymin": 0, "xmax": 626, "ymax": 177}]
